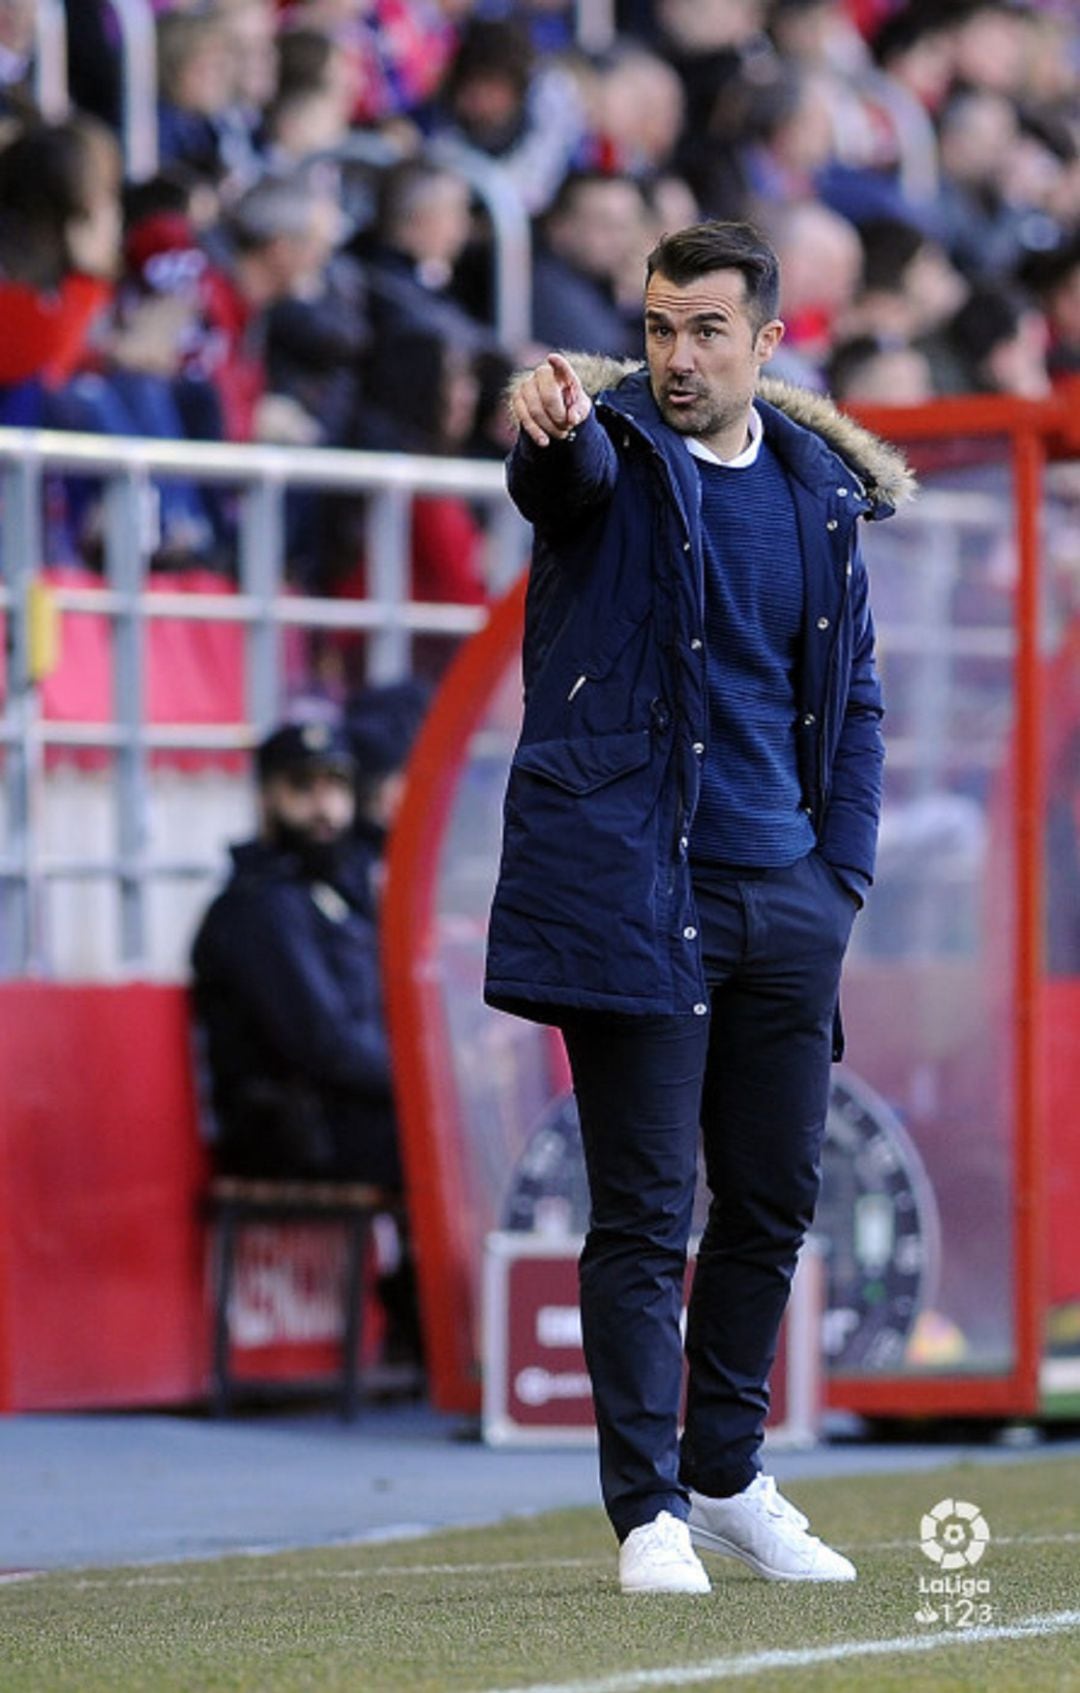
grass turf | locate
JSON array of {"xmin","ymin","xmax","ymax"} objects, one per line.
[{"xmin": 1, "ymin": 1455, "xmax": 1079, "ymax": 1692}]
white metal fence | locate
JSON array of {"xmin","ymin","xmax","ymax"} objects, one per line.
[{"xmin": 0, "ymin": 426, "xmax": 527, "ymax": 978}]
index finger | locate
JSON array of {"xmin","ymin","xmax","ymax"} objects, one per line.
[{"xmin": 546, "ymin": 352, "xmax": 581, "ymax": 391}]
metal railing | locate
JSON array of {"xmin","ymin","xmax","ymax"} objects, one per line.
[
  {"xmin": 105, "ymin": 0, "xmax": 158, "ymax": 182},
  {"xmin": 34, "ymin": 0, "xmax": 70, "ymax": 121},
  {"xmin": 0, "ymin": 427, "xmax": 527, "ymax": 977}
]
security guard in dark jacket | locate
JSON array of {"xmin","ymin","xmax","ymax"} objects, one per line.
[
  {"xmin": 486, "ymin": 221, "xmax": 914, "ymax": 1595},
  {"xmin": 192, "ymin": 721, "xmax": 400, "ymax": 1187}
]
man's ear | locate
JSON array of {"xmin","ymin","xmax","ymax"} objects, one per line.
[{"xmin": 755, "ymin": 319, "xmax": 785, "ymax": 368}]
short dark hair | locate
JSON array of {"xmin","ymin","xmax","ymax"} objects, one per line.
[{"xmin": 645, "ymin": 221, "xmax": 781, "ymax": 329}]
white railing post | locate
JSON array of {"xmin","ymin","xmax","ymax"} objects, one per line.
[
  {"xmin": 0, "ymin": 459, "xmax": 46, "ymax": 974},
  {"xmin": 104, "ymin": 470, "xmax": 152, "ymax": 967},
  {"xmin": 364, "ymin": 487, "xmax": 412, "ymax": 682},
  {"xmin": 239, "ymin": 478, "xmax": 286, "ymax": 738},
  {"xmin": 104, "ymin": 0, "xmax": 158, "ymax": 182},
  {"xmin": 34, "ymin": 0, "xmax": 71, "ymax": 121},
  {"xmin": 575, "ymin": 0, "xmax": 616, "ymax": 53}
]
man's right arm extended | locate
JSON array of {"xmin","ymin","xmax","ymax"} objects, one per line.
[{"xmin": 506, "ymin": 351, "xmax": 618, "ymax": 527}]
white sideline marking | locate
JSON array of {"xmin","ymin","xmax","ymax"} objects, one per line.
[
  {"xmin": 47, "ymin": 1528, "xmax": 1080, "ymax": 1589},
  {"xmin": 65, "ymin": 1556, "xmax": 608, "ymax": 1590},
  {"xmin": 477, "ymin": 1610, "xmax": 1080, "ymax": 1693}
]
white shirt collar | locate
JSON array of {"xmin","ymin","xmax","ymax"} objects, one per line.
[{"xmin": 686, "ymin": 404, "xmax": 763, "ymax": 470}]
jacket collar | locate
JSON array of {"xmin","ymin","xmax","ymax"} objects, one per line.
[{"xmin": 515, "ymin": 354, "xmax": 916, "ymax": 519}]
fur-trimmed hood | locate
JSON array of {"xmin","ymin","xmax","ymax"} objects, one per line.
[{"xmin": 510, "ymin": 352, "xmax": 917, "ymax": 516}]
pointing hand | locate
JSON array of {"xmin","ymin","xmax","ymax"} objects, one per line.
[{"xmin": 510, "ymin": 352, "xmax": 592, "ymax": 448}]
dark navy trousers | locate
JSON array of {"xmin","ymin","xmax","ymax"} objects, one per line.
[{"xmin": 560, "ymin": 848, "xmax": 857, "ymax": 1541}]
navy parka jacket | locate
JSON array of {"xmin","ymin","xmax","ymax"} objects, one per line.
[{"xmin": 484, "ymin": 357, "xmax": 914, "ymax": 1024}]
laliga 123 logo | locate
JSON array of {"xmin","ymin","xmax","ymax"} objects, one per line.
[
  {"xmin": 920, "ymin": 1498, "xmax": 990, "ymax": 1568},
  {"xmin": 914, "ymin": 1498, "xmax": 993, "ymax": 1628}
]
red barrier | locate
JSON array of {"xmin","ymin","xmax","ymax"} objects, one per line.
[
  {"xmin": 0, "ymin": 983, "xmax": 388, "ymax": 1411},
  {"xmin": 0, "ymin": 984, "xmax": 209, "ymax": 1410}
]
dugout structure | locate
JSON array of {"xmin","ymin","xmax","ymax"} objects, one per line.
[{"xmin": 384, "ymin": 384, "xmax": 1080, "ymax": 1424}]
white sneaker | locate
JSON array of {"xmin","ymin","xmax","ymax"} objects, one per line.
[
  {"xmin": 619, "ymin": 1511, "xmax": 712, "ymax": 1595},
  {"xmin": 688, "ymin": 1474, "xmax": 856, "ymax": 1582}
]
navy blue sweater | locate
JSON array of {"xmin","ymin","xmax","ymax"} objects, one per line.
[{"xmin": 690, "ymin": 440, "xmax": 816, "ymax": 868}]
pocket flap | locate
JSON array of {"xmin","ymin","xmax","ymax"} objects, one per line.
[{"xmin": 512, "ymin": 730, "xmax": 651, "ymax": 795}]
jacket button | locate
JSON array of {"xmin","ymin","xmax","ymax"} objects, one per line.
[
  {"xmin": 682, "ymin": 540, "xmax": 691, "ymax": 552},
  {"xmin": 837, "ymin": 486, "xmax": 848, "ymax": 497},
  {"xmin": 692, "ymin": 741, "xmax": 704, "ymax": 755},
  {"xmin": 826, "ymin": 519, "xmax": 838, "ymax": 531},
  {"xmin": 846, "ymin": 561, "xmax": 853, "ymax": 576},
  {"xmin": 693, "ymin": 1002, "xmax": 708, "ymax": 1016},
  {"xmin": 690, "ymin": 637, "xmax": 703, "ymax": 651},
  {"xmin": 683, "ymin": 925, "xmax": 697, "ymax": 940},
  {"xmin": 817, "ymin": 616, "xmax": 829, "ymax": 631},
  {"xmin": 803, "ymin": 711, "xmax": 815, "ymax": 726},
  {"xmin": 679, "ymin": 835, "xmax": 689, "ymax": 852}
]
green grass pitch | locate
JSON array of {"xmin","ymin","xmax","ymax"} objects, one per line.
[{"xmin": 1, "ymin": 1454, "xmax": 1078, "ymax": 1692}]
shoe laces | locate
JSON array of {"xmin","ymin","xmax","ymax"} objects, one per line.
[
  {"xmin": 751, "ymin": 1475, "xmax": 811, "ymax": 1533},
  {"xmin": 641, "ymin": 1511, "xmax": 695, "ymax": 1560}
]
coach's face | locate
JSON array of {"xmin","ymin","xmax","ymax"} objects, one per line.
[{"xmin": 645, "ymin": 267, "xmax": 783, "ymax": 454}]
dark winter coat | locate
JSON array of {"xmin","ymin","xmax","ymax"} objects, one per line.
[
  {"xmin": 191, "ymin": 838, "xmax": 400, "ymax": 1184},
  {"xmin": 484, "ymin": 355, "xmax": 914, "ymax": 1022}
]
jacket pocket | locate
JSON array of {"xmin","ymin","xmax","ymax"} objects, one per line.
[{"xmin": 511, "ymin": 729, "xmax": 652, "ymax": 796}]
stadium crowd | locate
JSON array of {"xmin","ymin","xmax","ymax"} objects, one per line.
[{"xmin": 0, "ymin": 0, "xmax": 1076, "ymax": 601}]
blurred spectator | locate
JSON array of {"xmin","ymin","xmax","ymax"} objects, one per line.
[
  {"xmin": 191, "ymin": 717, "xmax": 402, "ymax": 1185},
  {"xmin": 581, "ymin": 44, "xmax": 685, "ymax": 179},
  {"xmin": 203, "ymin": 169, "xmax": 343, "ymax": 443},
  {"xmin": 431, "ymin": 17, "xmax": 587, "ymax": 213},
  {"xmin": 661, "ymin": 0, "xmax": 775, "ymax": 215},
  {"xmin": 360, "ymin": 156, "xmax": 499, "ymax": 360},
  {"xmin": 286, "ymin": 0, "xmax": 457, "ymax": 129},
  {"xmin": 215, "ymin": 0, "xmax": 280, "ymax": 184},
  {"xmin": 869, "ymin": 4, "xmax": 956, "ymax": 118},
  {"xmin": 767, "ymin": 0, "xmax": 881, "ymax": 173},
  {"xmin": 843, "ymin": 216, "xmax": 967, "ymax": 341},
  {"xmin": 261, "ymin": 172, "xmax": 367, "ymax": 447},
  {"xmin": 0, "ymin": 117, "xmax": 122, "ymax": 420},
  {"xmin": 741, "ymin": 62, "xmax": 837, "ymax": 206},
  {"xmin": 765, "ymin": 199, "xmax": 863, "ymax": 387},
  {"xmin": 263, "ymin": 72, "xmax": 353, "ymax": 167},
  {"xmin": 933, "ymin": 89, "xmax": 1031, "ymax": 283},
  {"xmin": 531, "ymin": 170, "xmax": 647, "ymax": 357},
  {"xmin": 275, "ymin": 24, "xmax": 353, "ymax": 107},
  {"xmin": 949, "ymin": 0, "xmax": 1033, "ymax": 100},
  {"xmin": 827, "ymin": 332, "xmax": 934, "ymax": 403},
  {"xmin": 1022, "ymin": 233, "xmax": 1080, "ymax": 388},
  {"xmin": 642, "ymin": 171, "xmax": 702, "ymax": 239},
  {"xmin": 0, "ymin": 0, "xmax": 1073, "ymax": 519},
  {"xmin": 52, "ymin": 265, "xmax": 226, "ymax": 570},
  {"xmin": 156, "ymin": 10, "xmax": 236, "ymax": 181},
  {"xmin": 937, "ymin": 284, "xmax": 1052, "ymax": 399},
  {"xmin": 336, "ymin": 329, "xmax": 491, "ymax": 675}
]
